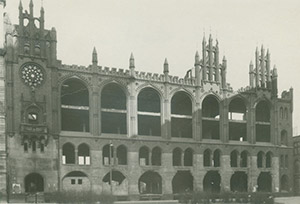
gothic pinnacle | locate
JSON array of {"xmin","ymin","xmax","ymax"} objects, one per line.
[
  {"xmin": 92, "ymin": 47, "xmax": 98, "ymax": 65},
  {"xmin": 19, "ymin": 0, "xmax": 23, "ymax": 9},
  {"xmin": 129, "ymin": 53, "xmax": 135, "ymax": 69},
  {"xmin": 195, "ymin": 51, "xmax": 200, "ymax": 65},
  {"xmin": 164, "ymin": 58, "xmax": 169, "ymax": 74}
]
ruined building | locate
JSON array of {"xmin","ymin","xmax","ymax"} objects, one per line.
[{"xmin": 0, "ymin": 1, "xmax": 294, "ymax": 202}]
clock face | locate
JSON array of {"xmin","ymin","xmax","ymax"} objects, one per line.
[{"xmin": 21, "ymin": 63, "xmax": 44, "ymax": 88}]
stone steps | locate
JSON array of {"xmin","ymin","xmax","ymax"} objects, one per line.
[{"xmin": 114, "ymin": 200, "xmax": 179, "ymax": 204}]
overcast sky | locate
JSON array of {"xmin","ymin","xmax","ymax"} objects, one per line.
[{"xmin": 4, "ymin": 0, "xmax": 300, "ymax": 135}]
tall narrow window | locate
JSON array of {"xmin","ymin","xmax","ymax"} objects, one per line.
[
  {"xmin": 61, "ymin": 79, "xmax": 89, "ymax": 132},
  {"xmin": 101, "ymin": 83, "xmax": 127, "ymax": 134},
  {"xmin": 202, "ymin": 96, "xmax": 220, "ymax": 140},
  {"xmin": 78, "ymin": 143, "xmax": 90, "ymax": 165},
  {"xmin": 171, "ymin": 92, "xmax": 192, "ymax": 138},
  {"xmin": 138, "ymin": 88, "xmax": 161, "ymax": 136},
  {"xmin": 228, "ymin": 98, "xmax": 247, "ymax": 141},
  {"xmin": 255, "ymin": 101, "xmax": 270, "ymax": 142}
]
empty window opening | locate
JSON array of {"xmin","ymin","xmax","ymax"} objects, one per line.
[
  {"xmin": 229, "ymin": 98, "xmax": 247, "ymax": 121},
  {"xmin": 138, "ymin": 88, "xmax": 161, "ymax": 136},
  {"xmin": 230, "ymin": 150, "xmax": 238, "ymax": 167},
  {"xmin": 266, "ymin": 152, "xmax": 272, "ymax": 168},
  {"xmin": 103, "ymin": 170, "xmax": 126, "ymax": 185},
  {"xmin": 213, "ymin": 150, "xmax": 221, "ymax": 167},
  {"xmin": 117, "ymin": 145, "xmax": 127, "ymax": 165},
  {"xmin": 40, "ymin": 143, "xmax": 44, "ymax": 152},
  {"xmin": 62, "ymin": 143, "xmax": 75, "ymax": 164},
  {"xmin": 32, "ymin": 141, "xmax": 36, "ymax": 152},
  {"xmin": 240, "ymin": 151, "xmax": 248, "ymax": 167},
  {"xmin": 184, "ymin": 148, "xmax": 193, "ymax": 166},
  {"xmin": 203, "ymin": 171, "xmax": 221, "ymax": 193},
  {"xmin": 230, "ymin": 172, "xmax": 248, "ymax": 192},
  {"xmin": 61, "ymin": 79, "xmax": 89, "ymax": 132},
  {"xmin": 202, "ymin": 95, "xmax": 219, "ymax": 118},
  {"xmin": 173, "ymin": 148, "xmax": 182, "ymax": 166},
  {"xmin": 171, "ymin": 92, "xmax": 192, "ymax": 138},
  {"xmin": 202, "ymin": 96, "xmax": 220, "ymax": 140},
  {"xmin": 229, "ymin": 122, "xmax": 247, "ymax": 141},
  {"xmin": 71, "ymin": 179, "xmax": 75, "ymax": 185},
  {"xmin": 25, "ymin": 173, "xmax": 44, "ymax": 193},
  {"xmin": 101, "ymin": 83, "xmax": 127, "ymax": 134},
  {"xmin": 102, "ymin": 144, "xmax": 114, "ymax": 165},
  {"xmin": 256, "ymin": 101, "xmax": 270, "ymax": 122},
  {"xmin": 78, "ymin": 179, "xmax": 82, "ymax": 185},
  {"xmin": 139, "ymin": 146, "xmax": 150, "ymax": 166},
  {"xmin": 256, "ymin": 124, "xmax": 271, "ymax": 142},
  {"xmin": 257, "ymin": 152, "xmax": 264, "ymax": 168},
  {"xmin": 257, "ymin": 172, "xmax": 272, "ymax": 192},
  {"xmin": 204, "ymin": 149, "xmax": 211, "ymax": 167},
  {"xmin": 202, "ymin": 120, "xmax": 220, "ymax": 140},
  {"xmin": 171, "ymin": 118, "xmax": 192, "ymax": 138},
  {"xmin": 24, "ymin": 142, "xmax": 28, "ymax": 152},
  {"xmin": 280, "ymin": 175, "xmax": 289, "ymax": 192},
  {"xmin": 138, "ymin": 115, "xmax": 161, "ymax": 136},
  {"xmin": 281, "ymin": 130, "xmax": 288, "ymax": 146},
  {"xmin": 139, "ymin": 171, "xmax": 162, "ymax": 194},
  {"xmin": 151, "ymin": 147, "xmax": 161, "ymax": 166},
  {"xmin": 78, "ymin": 143, "xmax": 90, "ymax": 165},
  {"xmin": 172, "ymin": 171, "xmax": 193, "ymax": 194}
]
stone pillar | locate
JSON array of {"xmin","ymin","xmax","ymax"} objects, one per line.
[
  {"xmin": 221, "ymin": 155, "xmax": 231, "ymax": 192},
  {"xmin": 162, "ymin": 152, "xmax": 174, "ymax": 199},
  {"xmin": 128, "ymin": 82, "xmax": 137, "ymax": 137},
  {"xmin": 127, "ymin": 151, "xmax": 140, "ymax": 200}
]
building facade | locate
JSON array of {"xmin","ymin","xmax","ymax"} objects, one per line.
[{"xmin": 0, "ymin": 1, "xmax": 294, "ymax": 202}]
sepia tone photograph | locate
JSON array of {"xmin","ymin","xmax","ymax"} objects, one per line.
[{"xmin": 0, "ymin": 0, "xmax": 300, "ymax": 203}]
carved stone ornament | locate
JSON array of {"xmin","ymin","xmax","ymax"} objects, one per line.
[{"xmin": 20, "ymin": 63, "xmax": 45, "ymax": 88}]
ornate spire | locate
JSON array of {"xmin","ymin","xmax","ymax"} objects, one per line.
[
  {"xmin": 29, "ymin": 0, "xmax": 34, "ymax": 15},
  {"xmin": 163, "ymin": 58, "xmax": 169, "ymax": 74},
  {"xmin": 19, "ymin": 0, "xmax": 23, "ymax": 10},
  {"xmin": 129, "ymin": 53, "xmax": 135, "ymax": 69},
  {"xmin": 92, "ymin": 47, "xmax": 98, "ymax": 65},
  {"xmin": 195, "ymin": 51, "xmax": 200, "ymax": 66}
]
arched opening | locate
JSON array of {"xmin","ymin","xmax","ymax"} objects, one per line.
[
  {"xmin": 240, "ymin": 151, "xmax": 248, "ymax": 167},
  {"xmin": 281, "ymin": 130, "xmax": 288, "ymax": 146},
  {"xmin": 102, "ymin": 144, "xmax": 114, "ymax": 165},
  {"xmin": 101, "ymin": 83, "xmax": 127, "ymax": 134},
  {"xmin": 139, "ymin": 171, "xmax": 162, "ymax": 194},
  {"xmin": 78, "ymin": 143, "xmax": 90, "ymax": 165},
  {"xmin": 171, "ymin": 92, "xmax": 192, "ymax": 138},
  {"xmin": 25, "ymin": 173, "xmax": 44, "ymax": 192},
  {"xmin": 203, "ymin": 171, "xmax": 221, "ymax": 193},
  {"xmin": 257, "ymin": 151, "xmax": 264, "ymax": 168},
  {"xmin": 266, "ymin": 152, "xmax": 272, "ymax": 168},
  {"xmin": 138, "ymin": 88, "xmax": 161, "ymax": 136},
  {"xmin": 139, "ymin": 146, "xmax": 150, "ymax": 166},
  {"xmin": 230, "ymin": 172, "xmax": 248, "ymax": 192},
  {"xmin": 213, "ymin": 149, "xmax": 221, "ymax": 167},
  {"xmin": 117, "ymin": 145, "xmax": 127, "ymax": 165},
  {"xmin": 230, "ymin": 150, "xmax": 238, "ymax": 167},
  {"xmin": 103, "ymin": 170, "xmax": 126, "ymax": 185},
  {"xmin": 229, "ymin": 98, "xmax": 247, "ymax": 141},
  {"xmin": 172, "ymin": 171, "xmax": 193, "ymax": 194},
  {"xmin": 202, "ymin": 95, "xmax": 220, "ymax": 139},
  {"xmin": 173, "ymin": 148, "xmax": 182, "ymax": 166},
  {"xmin": 280, "ymin": 175, "xmax": 289, "ymax": 192},
  {"xmin": 203, "ymin": 149, "xmax": 211, "ymax": 167},
  {"xmin": 61, "ymin": 79, "xmax": 89, "ymax": 132},
  {"xmin": 62, "ymin": 143, "xmax": 75, "ymax": 164},
  {"xmin": 151, "ymin": 147, "xmax": 161, "ymax": 166},
  {"xmin": 184, "ymin": 148, "xmax": 193, "ymax": 166},
  {"xmin": 257, "ymin": 172, "xmax": 272, "ymax": 192},
  {"xmin": 63, "ymin": 171, "xmax": 90, "ymax": 191},
  {"xmin": 255, "ymin": 100, "xmax": 270, "ymax": 142}
]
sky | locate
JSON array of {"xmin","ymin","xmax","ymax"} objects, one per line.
[{"xmin": 4, "ymin": 0, "xmax": 300, "ymax": 135}]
